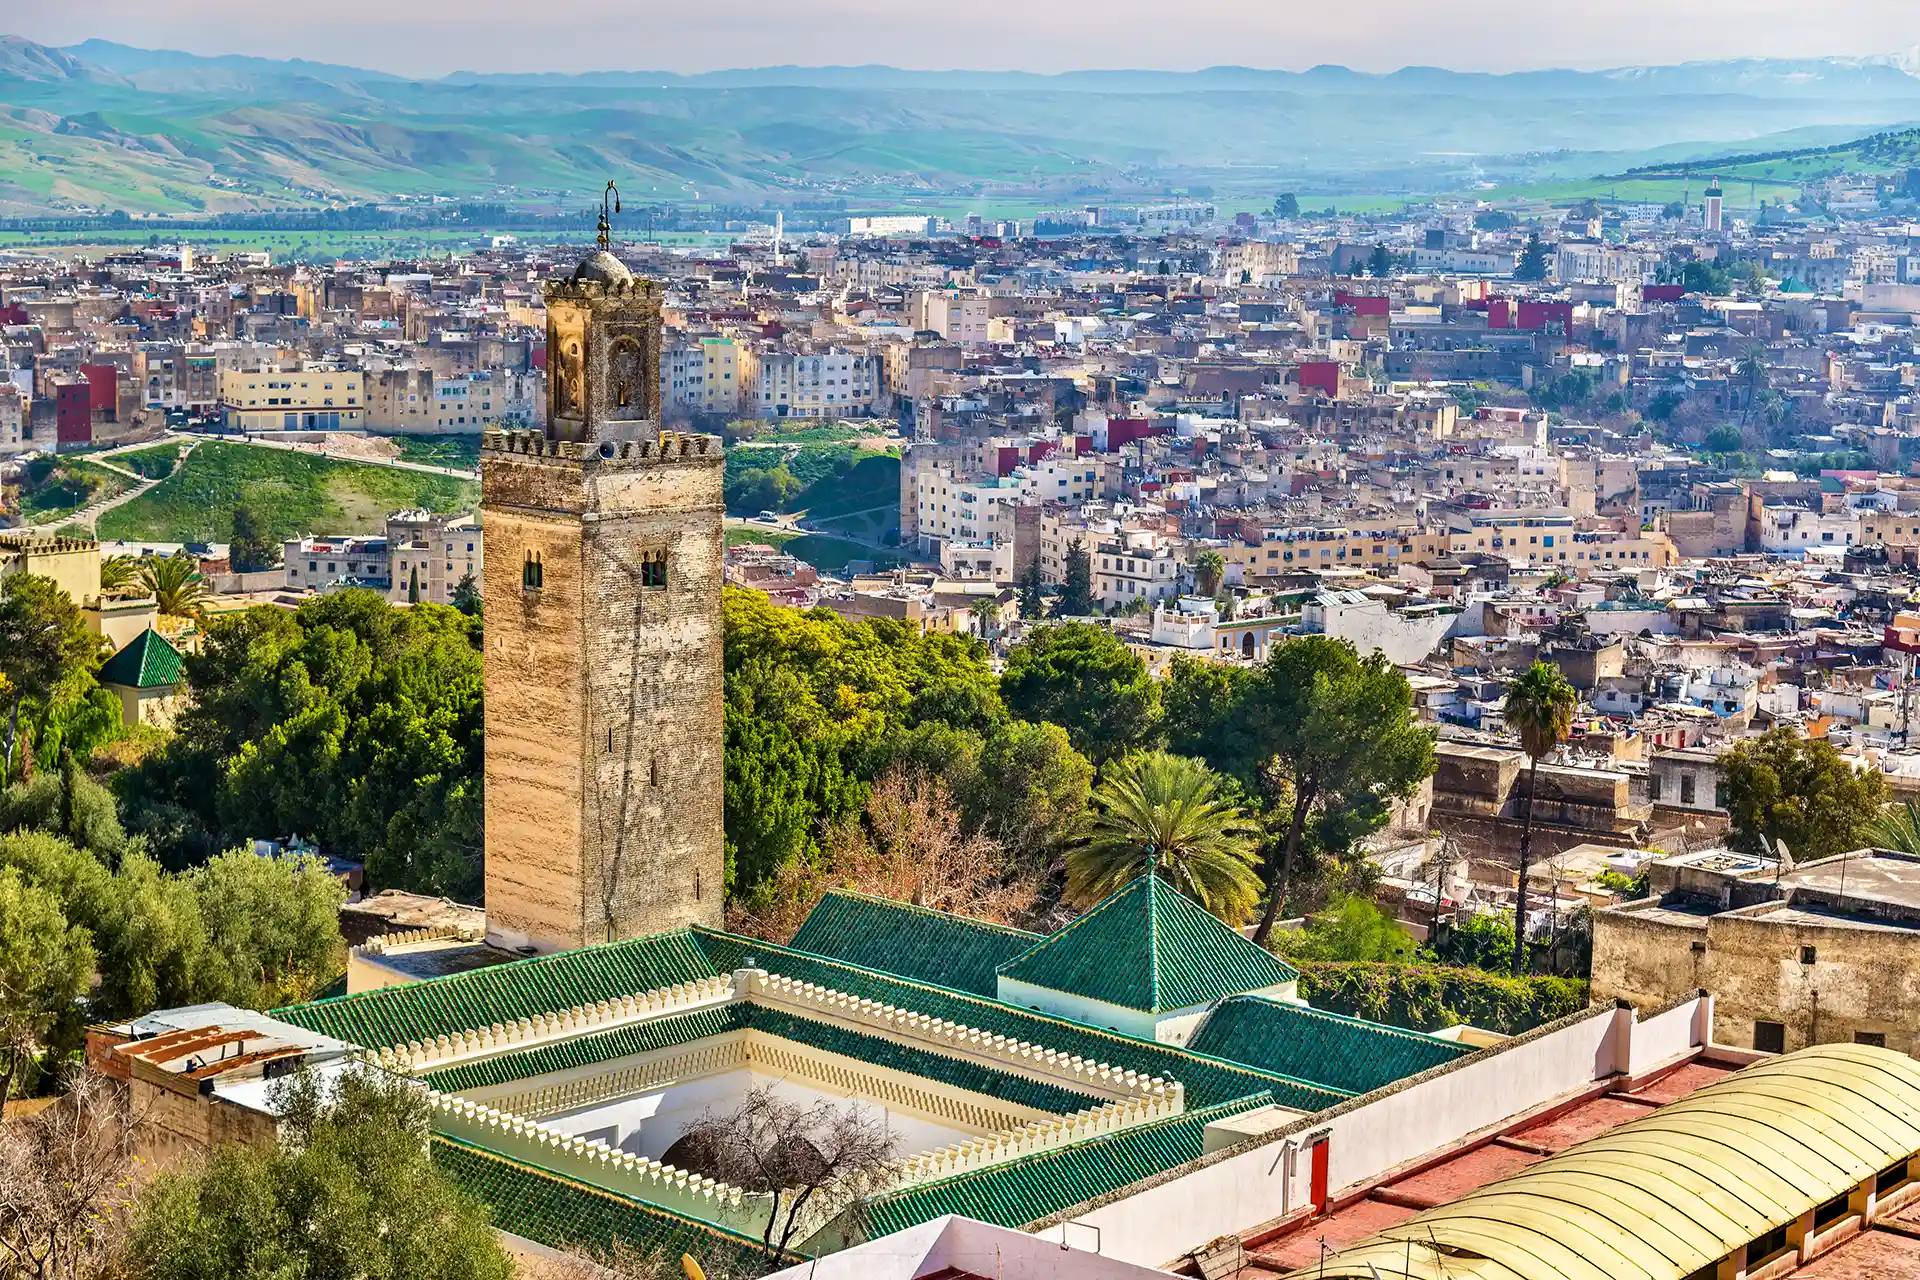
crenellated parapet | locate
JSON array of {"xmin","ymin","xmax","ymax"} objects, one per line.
[{"xmin": 481, "ymin": 427, "xmax": 720, "ymax": 467}]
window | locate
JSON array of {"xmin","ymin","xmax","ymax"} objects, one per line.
[
  {"xmin": 1680, "ymin": 774, "xmax": 1696, "ymax": 805},
  {"xmin": 523, "ymin": 551, "xmax": 544, "ymax": 591},
  {"xmin": 1754, "ymin": 1020, "xmax": 1786, "ymax": 1054},
  {"xmin": 1800, "ymin": 945, "xmax": 1818, "ymax": 965},
  {"xmin": 641, "ymin": 555, "xmax": 667, "ymax": 590},
  {"xmin": 1856, "ymin": 1030, "xmax": 1887, "ymax": 1048},
  {"xmin": 1649, "ymin": 775, "xmax": 1664, "ymax": 801}
]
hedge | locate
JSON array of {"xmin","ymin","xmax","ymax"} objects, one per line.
[{"xmin": 1292, "ymin": 961, "xmax": 1589, "ymax": 1037}]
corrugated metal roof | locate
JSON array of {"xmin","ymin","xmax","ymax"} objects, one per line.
[{"xmin": 1292, "ymin": 1043, "xmax": 1920, "ymax": 1280}]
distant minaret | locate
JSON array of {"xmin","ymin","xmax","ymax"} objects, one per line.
[{"xmin": 1704, "ymin": 178, "xmax": 1725, "ymax": 234}]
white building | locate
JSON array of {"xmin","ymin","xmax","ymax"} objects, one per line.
[
  {"xmin": 742, "ymin": 348, "xmax": 877, "ymax": 418},
  {"xmin": 387, "ymin": 510, "xmax": 481, "ymax": 606},
  {"xmin": 0, "ymin": 384, "xmax": 25, "ymax": 455}
]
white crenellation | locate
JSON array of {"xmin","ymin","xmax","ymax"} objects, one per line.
[
  {"xmin": 370, "ymin": 973, "xmax": 738, "ymax": 1072},
  {"xmin": 353, "ymin": 924, "xmax": 482, "ymax": 957}
]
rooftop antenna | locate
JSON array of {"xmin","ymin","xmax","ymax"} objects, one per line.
[{"xmin": 597, "ymin": 180, "xmax": 621, "ymax": 249}]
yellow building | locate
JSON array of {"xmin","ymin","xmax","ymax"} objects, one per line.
[
  {"xmin": 218, "ymin": 369, "xmax": 365, "ymax": 431},
  {"xmin": 0, "ymin": 530, "xmax": 102, "ymax": 605},
  {"xmin": 1228, "ymin": 520, "xmax": 1450, "ymax": 577}
]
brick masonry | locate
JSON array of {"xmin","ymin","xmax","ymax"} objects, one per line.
[{"xmin": 481, "ymin": 265, "xmax": 725, "ymax": 953}]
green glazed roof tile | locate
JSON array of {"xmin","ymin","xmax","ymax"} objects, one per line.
[
  {"xmin": 275, "ymin": 930, "xmax": 718, "ymax": 1049},
  {"xmin": 423, "ymin": 1003, "xmax": 748, "ymax": 1094},
  {"xmin": 789, "ymin": 890, "xmax": 1040, "ymax": 996},
  {"xmin": 1186, "ymin": 993, "xmax": 1471, "ymax": 1095},
  {"xmin": 863, "ymin": 1093, "xmax": 1274, "ymax": 1236},
  {"xmin": 995, "ymin": 876, "xmax": 1298, "ymax": 1013},
  {"xmin": 693, "ymin": 927, "xmax": 1346, "ymax": 1114},
  {"xmin": 431, "ymin": 1135, "xmax": 769, "ymax": 1272},
  {"xmin": 97, "ymin": 628, "xmax": 182, "ymax": 689}
]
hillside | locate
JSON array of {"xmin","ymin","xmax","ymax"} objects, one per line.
[
  {"xmin": 96, "ymin": 440, "xmax": 478, "ymax": 543},
  {"xmin": 6, "ymin": 36, "xmax": 1920, "ymax": 214}
]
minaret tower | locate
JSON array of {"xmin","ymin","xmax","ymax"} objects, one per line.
[{"xmin": 480, "ymin": 182, "xmax": 726, "ymax": 953}]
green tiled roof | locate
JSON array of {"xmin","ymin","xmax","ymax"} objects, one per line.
[
  {"xmin": 97, "ymin": 628, "xmax": 182, "ymax": 689},
  {"xmin": 693, "ymin": 927, "xmax": 1346, "ymax": 1114},
  {"xmin": 1186, "ymin": 994, "xmax": 1471, "ymax": 1096},
  {"xmin": 863, "ymin": 1094, "xmax": 1273, "ymax": 1236},
  {"xmin": 432, "ymin": 1135, "xmax": 770, "ymax": 1272},
  {"xmin": 995, "ymin": 875, "xmax": 1298, "ymax": 1014},
  {"xmin": 789, "ymin": 890, "xmax": 1040, "ymax": 997},
  {"xmin": 275, "ymin": 931, "xmax": 719, "ymax": 1049},
  {"xmin": 423, "ymin": 1003, "xmax": 748, "ymax": 1093},
  {"xmin": 423, "ymin": 1001, "xmax": 1104, "ymax": 1117}
]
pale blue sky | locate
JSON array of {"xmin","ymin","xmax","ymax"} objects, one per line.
[{"xmin": 10, "ymin": 0, "xmax": 1920, "ymax": 78}]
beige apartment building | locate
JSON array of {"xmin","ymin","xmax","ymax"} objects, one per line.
[{"xmin": 218, "ymin": 368, "xmax": 365, "ymax": 431}]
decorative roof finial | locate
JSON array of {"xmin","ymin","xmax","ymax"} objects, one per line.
[{"xmin": 597, "ymin": 179, "xmax": 621, "ymax": 249}]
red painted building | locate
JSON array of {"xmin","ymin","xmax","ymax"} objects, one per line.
[
  {"xmin": 54, "ymin": 380, "xmax": 91, "ymax": 450},
  {"xmin": 1296, "ymin": 361, "xmax": 1343, "ymax": 396},
  {"xmin": 80, "ymin": 363, "xmax": 118, "ymax": 421}
]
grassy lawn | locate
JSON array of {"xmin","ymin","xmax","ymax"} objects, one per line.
[
  {"xmin": 783, "ymin": 535, "xmax": 900, "ymax": 573},
  {"xmin": 18, "ymin": 459, "xmax": 131, "ymax": 521},
  {"xmin": 725, "ymin": 527, "xmax": 799, "ymax": 549},
  {"xmin": 97, "ymin": 440, "xmax": 478, "ymax": 543},
  {"xmin": 112, "ymin": 443, "xmax": 183, "ymax": 480},
  {"xmin": 394, "ymin": 435, "xmax": 482, "ymax": 470}
]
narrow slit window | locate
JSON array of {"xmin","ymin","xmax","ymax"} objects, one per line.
[{"xmin": 523, "ymin": 551, "xmax": 543, "ymax": 591}]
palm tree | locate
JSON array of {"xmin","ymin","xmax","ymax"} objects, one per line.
[
  {"xmin": 968, "ymin": 598, "xmax": 999, "ymax": 642},
  {"xmin": 1864, "ymin": 802, "xmax": 1920, "ymax": 855},
  {"xmin": 1503, "ymin": 661, "xmax": 1578, "ymax": 972},
  {"xmin": 1067, "ymin": 751, "xmax": 1263, "ymax": 924},
  {"xmin": 140, "ymin": 554, "xmax": 210, "ymax": 619},
  {"xmin": 99, "ymin": 555, "xmax": 137, "ymax": 597},
  {"xmin": 1194, "ymin": 550, "xmax": 1226, "ymax": 598}
]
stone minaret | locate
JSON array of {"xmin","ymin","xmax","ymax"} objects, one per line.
[{"xmin": 480, "ymin": 219, "xmax": 725, "ymax": 954}]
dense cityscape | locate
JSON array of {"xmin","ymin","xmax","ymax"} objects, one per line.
[{"xmin": 5, "ymin": 13, "xmax": 1920, "ymax": 1280}]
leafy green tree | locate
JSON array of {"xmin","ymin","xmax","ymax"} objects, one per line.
[
  {"xmin": 1504, "ymin": 660, "xmax": 1578, "ymax": 967},
  {"xmin": 1068, "ymin": 751, "xmax": 1262, "ymax": 922},
  {"xmin": 127, "ymin": 1067, "xmax": 514, "ymax": 1280},
  {"xmin": 1274, "ymin": 193, "xmax": 1300, "ymax": 218},
  {"xmin": 1704, "ymin": 424, "xmax": 1744, "ymax": 453},
  {"xmin": 1193, "ymin": 550, "xmax": 1226, "ymax": 598},
  {"xmin": 0, "ymin": 575, "xmax": 102, "ymax": 784},
  {"xmin": 1737, "ymin": 346, "xmax": 1768, "ymax": 428},
  {"xmin": 228, "ymin": 504, "xmax": 281, "ymax": 573},
  {"xmin": 1055, "ymin": 538, "xmax": 1095, "ymax": 617},
  {"xmin": 1179, "ymin": 637, "xmax": 1435, "ymax": 944},
  {"xmin": 1367, "ymin": 243, "xmax": 1393, "ymax": 278},
  {"xmin": 114, "ymin": 591, "xmax": 483, "ymax": 898},
  {"xmin": 722, "ymin": 589, "xmax": 1004, "ymax": 898},
  {"xmin": 1722, "ymin": 728, "xmax": 1890, "ymax": 862},
  {"xmin": 139, "ymin": 555, "xmax": 210, "ymax": 620},
  {"xmin": 1433, "ymin": 911, "xmax": 1518, "ymax": 973},
  {"xmin": 1647, "ymin": 388, "xmax": 1686, "ymax": 422},
  {"xmin": 1680, "ymin": 260, "xmax": 1732, "ymax": 295},
  {"xmin": 1001, "ymin": 623, "xmax": 1158, "ymax": 764},
  {"xmin": 0, "ymin": 867, "xmax": 92, "ymax": 1102},
  {"xmin": 451, "ymin": 572, "xmax": 482, "ymax": 617},
  {"xmin": 1515, "ymin": 233, "xmax": 1550, "ymax": 282},
  {"xmin": 1018, "ymin": 558, "xmax": 1044, "ymax": 620},
  {"xmin": 186, "ymin": 850, "xmax": 347, "ymax": 1010},
  {"xmin": 1275, "ymin": 894, "xmax": 1416, "ymax": 963},
  {"xmin": 967, "ymin": 719, "xmax": 1092, "ymax": 865}
]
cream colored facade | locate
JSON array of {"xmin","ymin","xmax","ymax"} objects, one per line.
[
  {"xmin": 218, "ymin": 368, "xmax": 365, "ymax": 431},
  {"xmin": 0, "ymin": 532, "xmax": 101, "ymax": 605},
  {"xmin": 1229, "ymin": 520, "xmax": 1448, "ymax": 577}
]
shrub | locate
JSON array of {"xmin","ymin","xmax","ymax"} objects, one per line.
[{"xmin": 1291, "ymin": 960, "xmax": 1589, "ymax": 1036}]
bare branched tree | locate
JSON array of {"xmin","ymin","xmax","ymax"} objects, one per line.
[
  {"xmin": 0, "ymin": 1070, "xmax": 137, "ymax": 1280},
  {"xmin": 729, "ymin": 768, "xmax": 1044, "ymax": 942},
  {"xmin": 675, "ymin": 1086, "xmax": 899, "ymax": 1264}
]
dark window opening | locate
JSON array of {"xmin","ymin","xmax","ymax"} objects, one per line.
[
  {"xmin": 1800, "ymin": 945, "xmax": 1818, "ymax": 965},
  {"xmin": 649, "ymin": 755, "xmax": 660, "ymax": 787},
  {"xmin": 1749, "ymin": 1223, "xmax": 1792, "ymax": 1267},
  {"xmin": 522, "ymin": 552, "xmax": 544, "ymax": 591},
  {"xmin": 1856, "ymin": 1031, "xmax": 1887, "ymax": 1048},
  {"xmin": 1814, "ymin": 1190, "xmax": 1853, "ymax": 1231},
  {"xmin": 641, "ymin": 556, "xmax": 667, "ymax": 590},
  {"xmin": 1754, "ymin": 1020, "xmax": 1786, "ymax": 1054},
  {"xmin": 607, "ymin": 728, "xmax": 614, "ymax": 754},
  {"xmin": 1876, "ymin": 1156, "xmax": 1912, "ymax": 1195}
]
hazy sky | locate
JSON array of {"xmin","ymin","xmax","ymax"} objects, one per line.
[{"xmin": 12, "ymin": 0, "xmax": 1920, "ymax": 78}]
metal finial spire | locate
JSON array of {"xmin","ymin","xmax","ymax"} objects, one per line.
[{"xmin": 596, "ymin": 180, "xmax": 621, "ymax": 249}]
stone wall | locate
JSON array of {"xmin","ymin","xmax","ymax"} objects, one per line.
[{"xmin": 480, "ymin": 428, "xmax": 725, "ymax": 951}]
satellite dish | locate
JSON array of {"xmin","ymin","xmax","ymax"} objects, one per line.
[{"xmin": 1772, "ymin": 836, "xmax": 1794, "ymax": 875}]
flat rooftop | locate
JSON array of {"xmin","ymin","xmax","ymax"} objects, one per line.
[{"xmin": 1242, "ymin": 1060, "xmax": 1738, "ymax": 1276}]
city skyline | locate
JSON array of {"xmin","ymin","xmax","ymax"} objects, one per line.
[{"xmin": 11, "ymin": 0, "xmax": 1920, "ymax": 80}]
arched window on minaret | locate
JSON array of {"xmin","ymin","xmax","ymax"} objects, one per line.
[{"xmin": 523, "ymin": 550, "xmax": 543, "ymax": 591}]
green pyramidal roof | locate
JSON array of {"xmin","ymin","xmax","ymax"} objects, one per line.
[
  {"xmin": 97, "ymin": 628, "xmax": 182, "ymax": 690},
  {"xmin": 995, "ymin": 875, "xmax": 1297, "ymax": 1014}
]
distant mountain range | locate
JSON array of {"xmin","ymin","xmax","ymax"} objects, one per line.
[{"xmin": 4, "ymin": 34, "xmax": 1920, "ymax": 216}]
